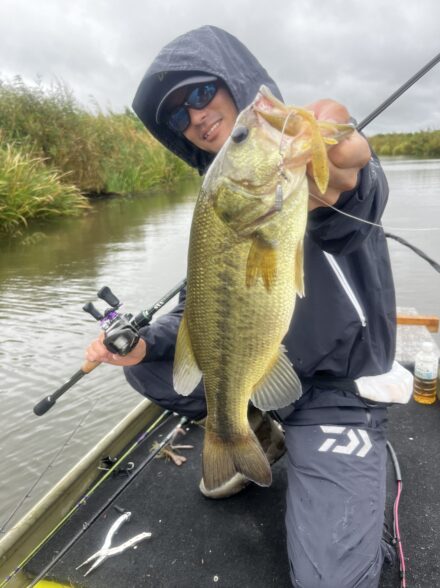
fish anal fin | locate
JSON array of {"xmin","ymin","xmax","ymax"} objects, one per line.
[
  {"xmin": 251, "ymin": 345, "xmax": 302, "ymax": 410},
  {"xmin": 202, "ymin": 427, "xmax": 272, "ymax": 490},
  {"xmin": 246, "ymin": 237, "xmax": 277, "ymax": 291},
  {"xmin": 173, "ymin": 313, "xmax": 202, "ymax": 396}
]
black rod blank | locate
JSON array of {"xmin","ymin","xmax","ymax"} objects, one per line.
[{"xmin": 357, "ymin": 51, "xmax": 440, "ymax": 131}]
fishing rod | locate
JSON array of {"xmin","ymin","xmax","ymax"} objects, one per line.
[
  {"xmin": 357, "ymin": 51, "xmax": 440, "ymax": 131},
  {"xmin": 32, "ymin": 50, "xmax": 440, "ymax": 417},
  {"xmin": 0, "ymin": 411, "xmax": 181, "ymax": 587},
  {"xmin": 33, "ymin": 279, "xmax": 187, "ymax": 416},
  {"xmin": 26, "ymin": 416, "xmax": 188, "ymax": 588}
]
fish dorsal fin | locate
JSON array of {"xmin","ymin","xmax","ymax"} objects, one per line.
[
  {"xmin": 246, "ymin": 237, "xmax": 277, "ymax": 291},
  {"xmin": 251, "ymin": 345, "xmax": 302, "ymax": 410},
  {"xmin": 173, "ymin": 313, "xmax": 203, "ymax": 396},
  {"xmin": 295, "ymin": 239, "xmax": 305, "ymax": 297}
]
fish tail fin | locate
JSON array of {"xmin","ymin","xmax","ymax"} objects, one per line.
[{"xmin": 202, "ymin": 427, "xmax": 272, "ymax": 491}]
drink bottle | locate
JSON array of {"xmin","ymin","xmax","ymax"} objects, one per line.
[{"xmin": 413, "ymin": 341, "xmax": 438, "ymax": 405}]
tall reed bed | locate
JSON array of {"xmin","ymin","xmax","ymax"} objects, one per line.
[
  {"xmin": 0, "ymin": 140, "xmax": 90, "ymax": 235},
  {"xmin": 0, "ymin": 77, "xmax": 194, "ymax": 235}
]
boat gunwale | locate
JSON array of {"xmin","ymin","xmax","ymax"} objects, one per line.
[{"xmin": 0, "ymin": 398, "xmax": 163, "ymax": 586}]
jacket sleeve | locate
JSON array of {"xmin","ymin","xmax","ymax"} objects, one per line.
[
  {"xmin": 139, "ymin": 287, "xmax": 186, "ymax": 362},
  {"xmin": 307, "ymin": 153, "xmax": 389, "ymax": 255}
]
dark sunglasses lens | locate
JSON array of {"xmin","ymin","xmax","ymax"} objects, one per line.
[
  {"xmin": 187, "ymin": 82, "xmax": 217, "ymax": 109},
  {"xmin": 166, "ymin": 82, "xmax": 217, "ymax": 133},
  {"xmin": 168, "ymin": 107, "xmax": 190, "ymax": 133}
]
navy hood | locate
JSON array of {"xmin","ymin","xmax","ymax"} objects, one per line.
[{"xmin": 132, "ymin": 25, "xmax": 283, "ymax": 175}]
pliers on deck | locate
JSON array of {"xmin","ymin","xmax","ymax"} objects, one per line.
[{"xmin": 76, "ymin": 511, "xmax": 151, "ymax": 576}]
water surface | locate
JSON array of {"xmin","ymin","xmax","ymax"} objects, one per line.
[{"xmin": 0, "ymin": 160, "xmax": 439, "ymax": 532}]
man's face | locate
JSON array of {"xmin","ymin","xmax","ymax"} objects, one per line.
[{"xmin": 165, "ymin": 84, "xmax": 238, "ymax": 154}]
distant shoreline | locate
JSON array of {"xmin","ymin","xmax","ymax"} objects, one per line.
[{"xmin": 367, "ymin": 130, "xmax": 440, "ymax": 157}]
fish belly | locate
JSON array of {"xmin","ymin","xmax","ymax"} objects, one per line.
[{"xmin": 185, "ymin": 196, "xmax": 300, "ymax": 489}]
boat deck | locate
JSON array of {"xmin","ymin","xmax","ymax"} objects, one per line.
[{"xmin": 24, "ymin": 397, "xmax": 440, "ymax": 587}]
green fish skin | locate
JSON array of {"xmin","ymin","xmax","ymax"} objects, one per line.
[{"xmin": 173, "ymin": 85, "xmax": 354, "ymax": 491}]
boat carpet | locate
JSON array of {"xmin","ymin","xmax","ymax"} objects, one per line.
[{"xmin": 24, "ymin": 399, "xmax": 440, "ymax": 588}]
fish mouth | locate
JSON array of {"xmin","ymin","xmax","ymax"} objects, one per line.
[{"xmin": 233, "ymin": 179, "xmax": 275, "ymax": 196}]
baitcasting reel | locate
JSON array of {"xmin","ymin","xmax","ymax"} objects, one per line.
[{"xmin": 83, "ymin": 286, "xmax": 140, "ymax": 356}]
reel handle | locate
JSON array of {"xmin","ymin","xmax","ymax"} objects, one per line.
[
  {"xmin": 83, "ymin": 302, "xmax": 103, "ymax": 321},
  {"xmin": 97, "ymin": 286, "xmax": 120, "ymax": 308}
]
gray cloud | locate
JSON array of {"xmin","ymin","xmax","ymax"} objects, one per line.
[{"xmin": 1, "ymin": 0, "xmax": 439, "ymax": 133}]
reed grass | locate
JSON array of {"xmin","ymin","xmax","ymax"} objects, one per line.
[
  {"xmin": 0, "ymin": 77, "xmax": 194, "ymax": 193},
  {"xmin": 0, "ymin": 77, "xmax": 195, "ymax": 235},
  {"xmin": 0, "ymin": 140, "xmax": 90, "ymax": 236}
]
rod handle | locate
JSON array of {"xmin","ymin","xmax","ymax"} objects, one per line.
[
  {"xmin": 33, "ymin": 361, "xmax": 100, "ymax": 416},
  {"xmin": 33, "ymin": 395, "xmax": 57, "ymax": 416},
  {"xmin": 80, "ymin": 360, "xmax": 101, "ymax": 373}
]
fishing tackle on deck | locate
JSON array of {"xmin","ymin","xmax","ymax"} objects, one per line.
[{"xmin": 75, "ymin": 511, "xmax": 151, "ymax": 577}]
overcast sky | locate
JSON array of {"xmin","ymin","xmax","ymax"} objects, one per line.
[{"xmin": 1, "ymin": 0, "xmax": 439, "ymax": 135}]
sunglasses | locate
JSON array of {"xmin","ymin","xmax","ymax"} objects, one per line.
[{"xmin": 165, "ymin": 82, "xmax": 218, "ymax": 133}]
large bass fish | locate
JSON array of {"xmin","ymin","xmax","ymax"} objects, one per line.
[{"xmin": 173, "ymin": 86, "xmax": 354, "ymax": 491}]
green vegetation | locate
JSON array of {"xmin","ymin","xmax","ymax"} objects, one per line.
[
  {"xmin": 0, "ymin": 141, "xmax": 90, "ymax": 235},
  {"xmin": 0, "ymin": 77, "xmax": 194, "ymax": 235},
  {"xmin": 368, "ymin": 130, "xmax": 440, "ymax": 157}
]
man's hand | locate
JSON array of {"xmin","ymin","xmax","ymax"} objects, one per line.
[
  {"xmin": 306, "ymin": 99, "xmax": 371, "ymax": 210},
  {"xmin": 85, "ymin": 332, "xmax": 147, "ymax": 366}
]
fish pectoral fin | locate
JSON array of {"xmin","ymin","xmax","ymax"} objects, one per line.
[
  {"xmin": 294, "ymin": 239, "xmax": 305, "ymax": 297},
  {"xmin": 202, "ymin": 428, "xmax": 272, "ymax": 490},
  {"xmin": 173, "ymin": 313, "xmax": 202, "ymax": 396},
  {"xmin": 246, "ymin": 237, "xmax": 277, "ymax": 291},
  {"xmin": 251, "ymin": 345, "xmax": 302, "ymax": 410}
]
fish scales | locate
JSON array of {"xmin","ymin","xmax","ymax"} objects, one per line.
[
  {"xmin": 187, "ymin": 192, "xmax": 300, "ymax": 428},
  {"xmin": 173, "ymin": 86, "xmax": 354, "ymax": 490}
]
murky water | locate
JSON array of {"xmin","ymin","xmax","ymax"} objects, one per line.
[{"xmin": 0, "ymin": 160, "xmax": 439, "ymax": 533}]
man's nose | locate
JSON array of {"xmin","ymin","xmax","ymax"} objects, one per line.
[{"xmin": 188, "ymin": 106, "xmax": 207, "ymax": 126}]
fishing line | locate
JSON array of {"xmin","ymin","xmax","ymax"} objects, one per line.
[
  {"xmin": 279, "ymin": 109, "xmax": 297, "ymax": 148},
  {"xmin": 300, "ymin": 49, "xmax": 440, "ymax": 274},
  {"xmin": 308, "ymin": 191, "xmax": 440, "ymax": 232},
  {"xmin": 308, "ymin": 191, "xmax": 440, "ymax": 273},
  {"xmin": 0, "ymin": 395, "xmax": 100, "ymax": 535}
]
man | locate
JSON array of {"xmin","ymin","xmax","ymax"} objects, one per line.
[{"xmin": 87, "ymin": 25, "xmax": 409, "ymax": 587}]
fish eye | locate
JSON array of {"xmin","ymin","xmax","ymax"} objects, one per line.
[{"xmin": 231, "ymin": 125, "xmax": 249, "ymax": 144}]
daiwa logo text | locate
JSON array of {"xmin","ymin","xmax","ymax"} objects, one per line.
[{"xmin": 318, "ymin": 426, "xmax": 372, "ymax": 457}]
